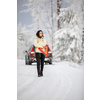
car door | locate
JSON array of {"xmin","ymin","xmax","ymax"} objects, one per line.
[{"xmin": 28, "ymin": 45, "xmax": 33, "ymax": 56}]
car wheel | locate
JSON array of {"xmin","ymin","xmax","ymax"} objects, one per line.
[
  {"xmin": 25, "ymin": 57, "xmax": 28, "ymax": 65},
  {"xmin": 49, "ymin": 59, "xmax": 52, "ymax": 64},
  {"xmin": 25, "ymin": 60, "xmax": 27, "ymax": 65},
  {"xmin": 27, "ymin": 60, "xmax": 31, "ymax": 65},
  {"xmin": 45, "ymin": 62, "xmax": 48, "ymax": 65},
  {"xmin": 29, "ymin": 61, "xmax": 31, "ymax": 65},
  {"xmin": 28, "ymin": 56, "xmax": 31, "ymax": 65}
]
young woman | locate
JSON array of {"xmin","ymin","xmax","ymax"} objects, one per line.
[{"xmin": 34, "ymin": 30, "xmax": 46, "ymax": 77}]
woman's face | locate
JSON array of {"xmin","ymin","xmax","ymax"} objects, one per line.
[{"xmin": 39, "ymin": 31, "xmax": 43, "ymax": 37}]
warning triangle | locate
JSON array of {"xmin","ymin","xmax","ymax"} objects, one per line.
[{"xmin": 38, "ymin": 45, "xmax": 48, "ymax": 57}]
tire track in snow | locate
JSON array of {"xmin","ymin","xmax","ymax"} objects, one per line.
[
  {"xmin": 18, "ymin": 66, "xmax": 58, "ymax": 100},
  {"xmin": 27, "ymin": 66, "xmax": 62, "ymax": 100},
  {"xmin": 52, "ymin": 66, "xmax": 72, "ymax": 100},
  {"xmin": 17, "ymin": 61, "xmax": 72, "ymax": 100},
  {"xmin": 17, "ymin": 65, "xmax": 45, "ymax": 100}
]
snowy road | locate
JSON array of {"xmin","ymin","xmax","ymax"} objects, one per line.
[{"xmin": 17, "ymin": 60, "xmax": 84, "ymax": 100}]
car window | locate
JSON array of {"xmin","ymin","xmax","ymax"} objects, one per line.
[
  {"xmin": 28, "ymin": 47, "xmax": 31, "ymax": 52},
  {"xmin": 33, "ymin": 46, "xmax": 35, "ymax": 52},
  {"xmin": 28, "ymin": 45, "xmax": 32, "ymax": 52}
]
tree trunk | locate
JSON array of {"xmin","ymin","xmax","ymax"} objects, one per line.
[
  {"xmin": 51, "ymin": 0, "xmax": 54, "ymax": 51},
  {"xmin": 57, "ymin": 0, "xmax": 60, "ymax": 30}
]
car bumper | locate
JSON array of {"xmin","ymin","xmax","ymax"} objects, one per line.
[{"xmin": 30, "ymin": 57, "xmax": 51, "ymax": 62}]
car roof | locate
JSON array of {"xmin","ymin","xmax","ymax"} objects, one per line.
[{"xmin": 32, "ymin": 44, "xmax": 48, "ymax": 47}]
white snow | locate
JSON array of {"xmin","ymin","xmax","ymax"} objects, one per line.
[
  {"xmin": 17, "ymin": 59, "xmax": 84, "ymax": 100},
  {"xmin": 53, "ymin": 0, "xmax": 84, "ymax": 64}
]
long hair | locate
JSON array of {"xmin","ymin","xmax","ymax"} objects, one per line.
[{"xmin": 36, "ymin": 30, "xmax": 44, "ymax": 38}]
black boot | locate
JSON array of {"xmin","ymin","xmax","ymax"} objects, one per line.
[
  {"xmin": 38, "ymin": 71, "xmax": 41, "ymax": 77},
  {"xmin": 40, "ymin": 71, "xmax": 43, "ymax": 76}
]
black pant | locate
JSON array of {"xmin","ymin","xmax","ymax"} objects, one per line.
[{"xmin": 35, "ymin": 53, "xmax": 45, "ymax": 72}]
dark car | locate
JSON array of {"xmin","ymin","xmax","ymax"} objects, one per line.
[{"xmin": 25, "ymin": 44, "xmax": 52, "ymax": 65}]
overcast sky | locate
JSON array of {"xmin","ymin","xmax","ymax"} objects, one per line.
[
  {"xmin": 17, "ymin": 0, "xmax": 68, "ymax": 29},
  {"xmin": 17, "ymin": 0, "xmax": 32, "ymax": 27}
]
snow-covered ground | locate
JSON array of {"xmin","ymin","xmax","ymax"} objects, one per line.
[{"xmin": 17, "ymin": 59, "xmax": 84, "ymax": 100}]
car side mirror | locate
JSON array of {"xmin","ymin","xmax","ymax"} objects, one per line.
[{"xmin": 25, "ymin": 50, "xmax": 27, "ymax": 53}]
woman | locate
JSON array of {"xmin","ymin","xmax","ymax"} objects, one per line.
[{"xmin": 34, "ymin": 30, "xmax": 46, "ymax": 77}]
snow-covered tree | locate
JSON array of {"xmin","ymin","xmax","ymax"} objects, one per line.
[
  {"xmin": 17, "ymin": 23, "xmax": 34, "ymax": 59},
  {"xmin": 18, "ymin": 0, "xmax": 84, "ymax": 64},
  {"xmin": 20, "ymin": 0, "xmax": 66, "ymax": 52},
  {"xmin": 17, "ymin": 23, "xmax": 25, "ymax": 59},
  {"xmin": 53, "ymin": 0, "xmax": 84, "ymax": 64}
]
